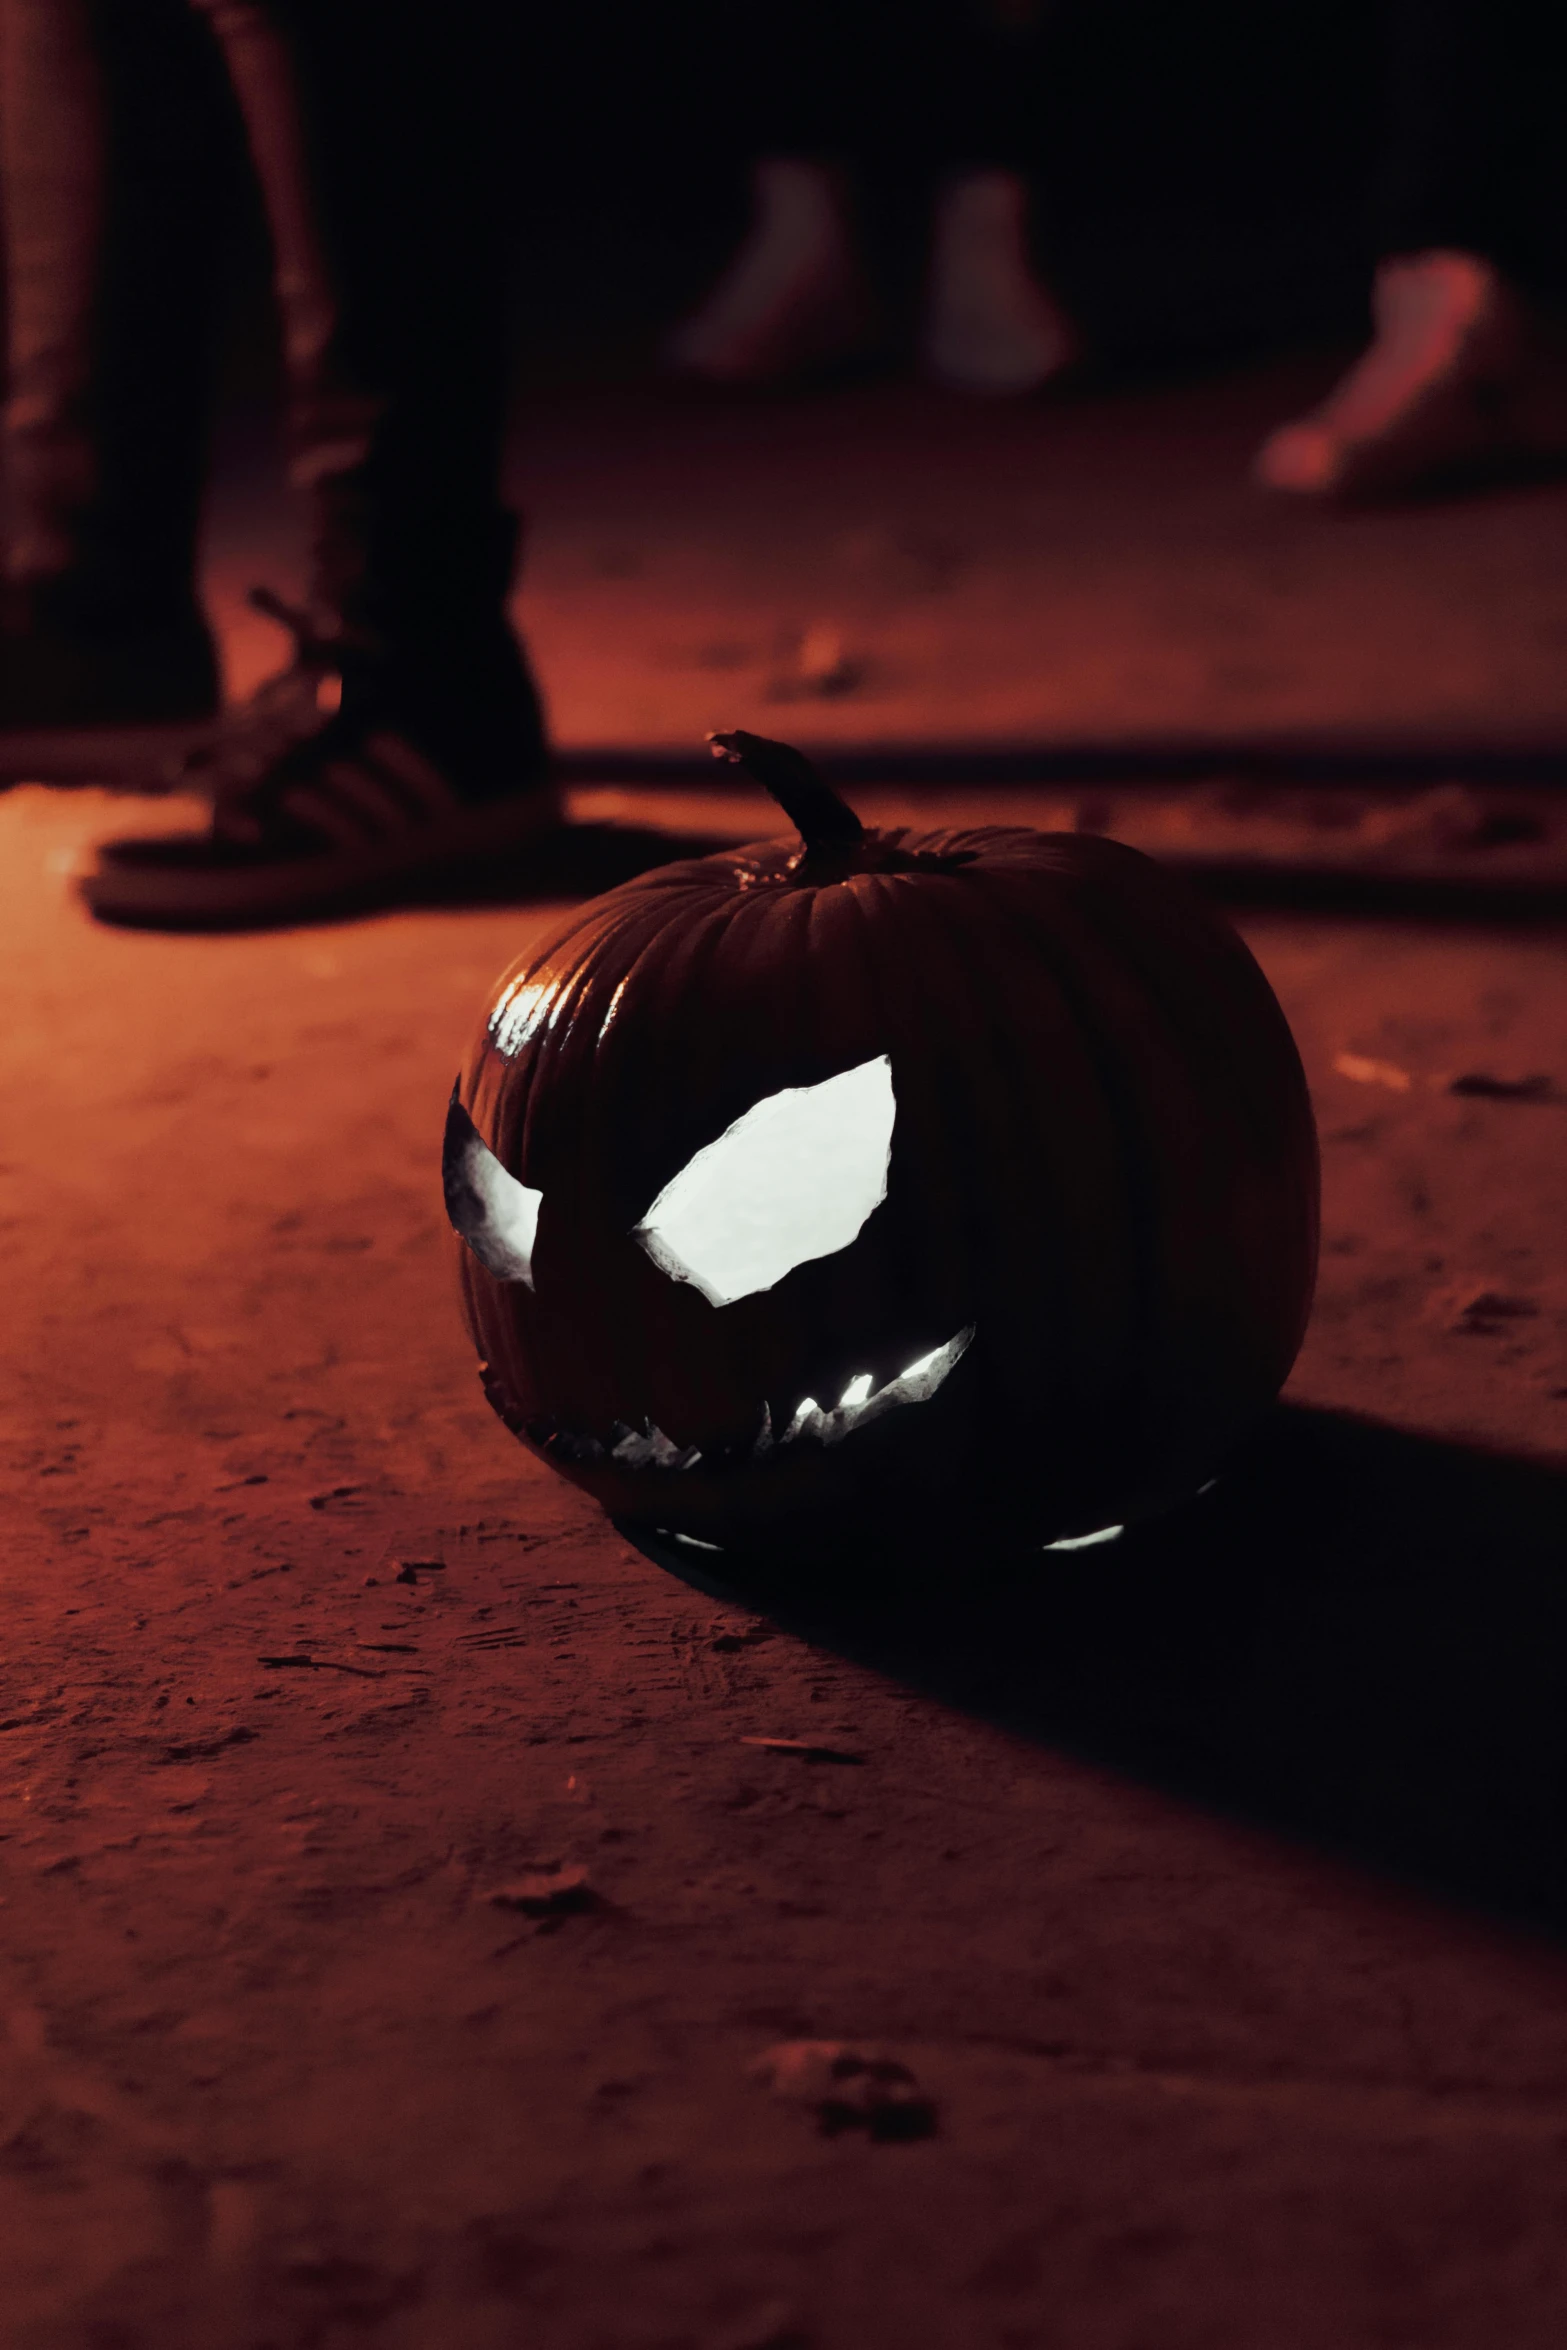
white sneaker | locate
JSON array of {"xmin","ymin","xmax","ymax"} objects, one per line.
[
  {"xmin": 920, "ymin": 169, "xmax": 1080, "ymax": 396},
  {"xmin": 1255, "ymin": 250, "xmax": 1567, "ymax": 498},
  {"xmin": 665, "ymin": 157, "xmax": 875, "ymax": 386}
]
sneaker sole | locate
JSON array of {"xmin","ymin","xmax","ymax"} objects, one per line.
[
  {"xmin": 79, "ymin": 788, "xmax": 566, "ymax": 930},
  {"xmin": 0, "ymin": 716, "xmax": 216, "ymax": 789}
]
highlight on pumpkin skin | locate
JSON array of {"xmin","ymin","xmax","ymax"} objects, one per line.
[
  {"xmin": 633, "ymin": 1056, "xmax": 896, "ymax": 1307},
  {"xmin": 665, "ymin": 1515, "xmax": 1123, "ymax": 1563},
  {"xmin": 487, "ymin": 974, "xmax": 560, "ymax": 1060},
  {"xmin": 443, "ymin": 1096, "xmax": 543, "ymax": 1288}
]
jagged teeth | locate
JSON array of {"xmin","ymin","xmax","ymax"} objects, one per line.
[
  {"xmin": 540, "ymin": 1325, "xmax": 974, "ymax": 1472},
  {"xmin": 766, "ymin": 1324, "xmax": 975, "ymax": 1453},
  {"xmin": 609, "ymin": 1422, "xmax": 703, "ymax": 1472}
]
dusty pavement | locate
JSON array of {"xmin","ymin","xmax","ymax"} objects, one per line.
[
  {"xmin": 4, "ymin": 768, "xmax": 1567, "ymax": 2350},
  {"xmin": 206, "ymin": 363, "xmax": 1567, "ymax": 751}
]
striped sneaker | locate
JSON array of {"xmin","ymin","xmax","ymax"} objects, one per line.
[{"xmin": 79, "ymin": 590, "xmax": 561, "ymax": 929}]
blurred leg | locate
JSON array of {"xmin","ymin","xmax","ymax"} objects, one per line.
[
  {"xmin": 888, "ymin": 2, "xmax": 1080, "ymax": 394},
  {"xmin": 84, "ymin": 0, "xmax": 556, "ymax": 928},
  {"xmin": 663, "ymin": 3, "xmax": 879, "ymax": 384},
  {"xmin": 669, "ymin": 0, "xmax": 1077, "ymax": 393},
  {"xmin": 0, "ymin": 0, "xmax": 222, "ymax": 727},
  {"xmin": 1376, "ymin": 0, "xmax": 1567, "ymax": 296},
  {"xmin": 194, "ymin": 0, "xmax": 531, "ymax": 671},
  {"xmin": 664, "ymin": 155, "xmax": 877, "ymax": 385},
  {"xmin": 916, "ymin": 4, "xmax": 1080, "ymax": 397},
  {"xmin": 1257, "ymin": 0, "xmax": 1567, "ymax": 497}
]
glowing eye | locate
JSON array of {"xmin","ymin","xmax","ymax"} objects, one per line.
[
  {"xmin": 442, "ymin": 1093, "xmax": 543, "ymax": 1287},
  {"xmin": 633, "ymin": 1055, "xmax": 896, "ymax": 1307}
]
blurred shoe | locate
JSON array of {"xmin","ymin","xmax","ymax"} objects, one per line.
[
  {"xmin": 79, "ymin": 588, "xmax": 560, "ymax": 928},
  {"xmin": 1254, "ymin": 251, "xmax": 1567, "ymax": 499},
  {"xmin": 665, "ymin": 157, "xmax": 876, "ymax": 386},
  {"xmin": 0, "ymin": 582, "xmax": 218, "ymax": 779},
  {"xmin": 920, "ymin": 169, "xmax": 1080, "ymax": 396}
]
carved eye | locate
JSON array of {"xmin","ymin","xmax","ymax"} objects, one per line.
[
  {"xmin": 633, "ymin": 1055, "xmax": 896, "ymax": 1308},
  {"xmin": 443, "ymin": 1093, "xmax": 543, "ymax": 1287}
]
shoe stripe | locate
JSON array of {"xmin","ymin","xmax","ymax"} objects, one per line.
[
  {"xmin": 279, "ymin": 735, "xmax": 462, "ymax": 846},
  {"xmin": 280, "ymin": 778, "xmax": 382, "ymax": 848},
  {"xmin": 317, "ymin": 757, "xmax": 420, "ymax": 836},
  {"xmin": 361, "ymin": 730, "xmax": 463, "ymax": 816}
]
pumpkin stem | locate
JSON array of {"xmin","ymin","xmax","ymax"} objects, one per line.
[{"xmin": 708, "ymin": 730, "xmax": 865, "ymax": 859}]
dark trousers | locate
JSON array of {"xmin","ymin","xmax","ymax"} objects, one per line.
[
  {"xmin": 722, "ymin": 0, "xmax": 1057, "ymax": 176},
  {"xmin": 0, "ymin": 0, "xmax": 520, "ymax": 641},
  {"xmin": 1378, "ymin": 0, "xmax": 1567, "ymax": 294}
]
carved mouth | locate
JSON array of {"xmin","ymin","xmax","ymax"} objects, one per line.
[{"xmin": 481, "ymin": 1325, "xmax": 975, "ymax": 1474}]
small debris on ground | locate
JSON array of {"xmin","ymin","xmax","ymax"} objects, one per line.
[
  {"xmin": 750, "ymin": 2039, "xmax": 937, "ymax": 2141},
  {"xmin": 1447, "ymin": 1071, "xmax": 1557, "ymax": 1101},
  {"xmin": 488, "ymin": 1863, "xmax": 594, "ymax": 1917},
  {"xmin": 258, "ymin": 1655, "xmax": 383, "ymax": 1677},
  {"xmin": 157, "ymin": 1726, "xmax": 257, "ymax": 1764},
  {"xmin": 1333, "ymin": 1051, "xmax": 1412, "ymax": 1092},
  {"xmin": 739, "ymin": 1737, "xmax": 865, "ymax": 1765},
  {"xmin": 307, "ymin": 1484, "xmax": 366, "ymax": 1512},
  {"xmin": 710, "ymin": 1623, "xmax": 774, "ymax": 1653},
  {"xmin": 393, "ymin": 1558, "xmax": 447, "ymax": 1584},
  {"xmin": 1435, "ymin": 1286, "xmax": 1540, "ymax": 1334},
  {"xmin": 766, "ymin": 623, "xmax": 864, "ymax": 701}
]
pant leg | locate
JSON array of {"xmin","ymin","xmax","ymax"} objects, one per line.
[
  {"xmin": 709, "ymin": 0, "xmax": 1054, "ymax": 171},
  {"xmin": 1378, "ymin": 0, "xmax": 1567, "ymax": 297},
  {"xmin": 192, "ymin": 0, "xmax": 521, "ymax": 650},
  {"xmin": 0, "ymin": 0, "xmax": 227, "ymax": 627}
]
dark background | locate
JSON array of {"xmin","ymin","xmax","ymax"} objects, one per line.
[
  {"xmin": 170, "ymin": 0, "xmax": 1391, "ymax": 400},
  {"xmin": 511, "ymin": 0, "xmax": 1385, "ymax": 374}
]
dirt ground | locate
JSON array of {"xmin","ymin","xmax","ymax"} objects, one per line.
[
  {"xmin": 208, "ymin": 360, "xmax": 1567, "ymax": 751},
  {"xmin": 6, "ymin": 369, "xmax": 1567, "ymax": 2350}
]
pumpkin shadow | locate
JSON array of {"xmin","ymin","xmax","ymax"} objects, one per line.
[{"xmin": 623, "ymin": 1407, "xmax": 1567, "ymax": 1932}]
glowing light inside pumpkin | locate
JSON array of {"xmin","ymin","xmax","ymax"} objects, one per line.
[
  {"xmin": 766, "ymin": 1324, "xmax": 975, "ymax": 1450},
  {"xmin": 1044, "ymin": 1524, "xmax": 1124, "ymax": 1551},
  {"xmin": 529, "ymin": 1323, "xmax": 974, "ymax": 1475},
  {"xmin": 443, "ymin": 1100, "xmax": 544, "ymax": 1288},
  {"xmin": 609, "ymin": 1421, "xmax": 702, "ymax": 1471},
  {"xmin": 634, "ymin": 1055, "xmax": 896, "ymax": 1308}
]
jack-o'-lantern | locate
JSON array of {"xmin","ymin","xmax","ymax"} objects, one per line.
[{"xmin": 445, "ymin": 733, "xmax": 1317, "ymax": 1571}]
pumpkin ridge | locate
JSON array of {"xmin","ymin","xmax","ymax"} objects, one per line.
[
  {"xmin": 837, "ymin": 876, "xmax": 985, "ymax": 1396},
  {"xmin": 500, "ymin": 909, "xmax": 647, "ymax": 1174},
  {"xmin": 882, "ymin": 861, "xmax": 1143, "ymax": 1479},
  {"xmin": 1039, "ymin": 841, "xmax": 1318, "ymax": 1368},
  {"xmin": 976, "ymin": 853, "xmax": 1236, "ymax": 1446},
  {"xmin": 977, "ymin": 846, "xmax": 1314, "ymax": 1444}
]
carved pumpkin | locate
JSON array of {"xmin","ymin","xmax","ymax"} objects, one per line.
[{"xmin": 445, "ymin": 733, "xmax": 1317, "ymax": 1569}]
